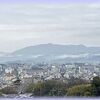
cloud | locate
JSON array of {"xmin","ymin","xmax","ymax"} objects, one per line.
[{"xmin": 0, "ymin": 4, "xmax": 100, "ymax": 52}]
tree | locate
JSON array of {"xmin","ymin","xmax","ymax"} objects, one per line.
[
  {"xmin": 91, "ymin": 76, "xmax": 100, "ymax": 96},
  {"xmin": 26, "ymin": 80, "xmax": 67, "ymax": 96},
  {"xmin": 67, "ymin": 84, "xmax": 91, "ymax": 96},
  {"xmin": 33, "ymin": 82, "xmax": 45, "ymax": 96},
  {"xmin": 67, "ymin": 77, "xmax": 88, "ymax": 88},
  {"xmin": 1, "ymin": 86, "xmax": 17, "ymax": 94},
  {"xmin": 26, "ymin": 83, "xmax": 35, "ymax": 93}
]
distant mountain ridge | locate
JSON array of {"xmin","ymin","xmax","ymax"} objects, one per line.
[
  {"xmin": 12, "ymin": 44, "xmax": 100, "ymax": 55},
  {"xmin": 1, "ymin": 44, "xmax": 100, "ymax": 63}
]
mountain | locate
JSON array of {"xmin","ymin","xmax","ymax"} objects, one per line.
[
  {"xmin": 1, "ymin": 44, "xmax": 100, "ymax": 63},
  {"xmin": 12, "ymin": 43, "xmax": 100, "ymax": 56}
]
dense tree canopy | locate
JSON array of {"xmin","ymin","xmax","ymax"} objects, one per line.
[
  {"xmin": 67, "ymin": 84, "xmax": 91, "ymax": 96},
  {"xmin": 26, "ymin": 80, "xmax": 67, "ymax": 96},
  {"xmin": 91, "ymin": 76, "xmax": 100, "ymax": 96}
]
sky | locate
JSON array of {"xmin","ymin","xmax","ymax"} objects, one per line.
[{"xmin": 0, "ymin": 0, "xmax": 100, "ymax": 52}]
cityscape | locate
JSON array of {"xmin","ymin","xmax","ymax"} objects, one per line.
[
  {"xmin": 0, "ymin": 62, "xmax": 99, "ymax": 95},
  {"xmin": 0, "ymin": 62, "xmax": 100, "ymax": 86},
  {"xmin": 0, "ymin": 0, "xmax": 100, "ymax": 99}
]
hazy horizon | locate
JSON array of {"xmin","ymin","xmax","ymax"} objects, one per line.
[
  {"xmin": 0, "ymin": 0, "xmax": 100, "ymax": 52},
  {"xmin": 2, "ymin": 43, "xmax": 100, "ymax": 53}
]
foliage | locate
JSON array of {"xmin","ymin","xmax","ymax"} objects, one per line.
[
  {"xmin": 91, "ymin": 76, "xmax": 100, "ymax": 96},
  {"xmin": 67, "ymin": 77, "xmax": 88, "ymax": 88},
  {"xmin": 67, "ymin": 84, "xmax": 91, "ymax": 96},
  {"xmin": 1, "ymin": 86, "xmax": 17, "ymax": 94},
  {"xmin": 25, "ymin": 83, "xmax": 35, "ymax": 93},
  {"xmin": 25, "ymin": 76, "xmax": 100, "ymax": 97},
  {"xmin": 26, "ymin": 80, "xmax": 67, "ymax": 96},
  {"xmin": 0, "ymin": 92, "xmax": 2, "ymax": 96}
]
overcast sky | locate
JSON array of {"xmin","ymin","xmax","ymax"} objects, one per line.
[{"xmin": 0, "ymin": 1, "xmax": 100, "ymax": 52}]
